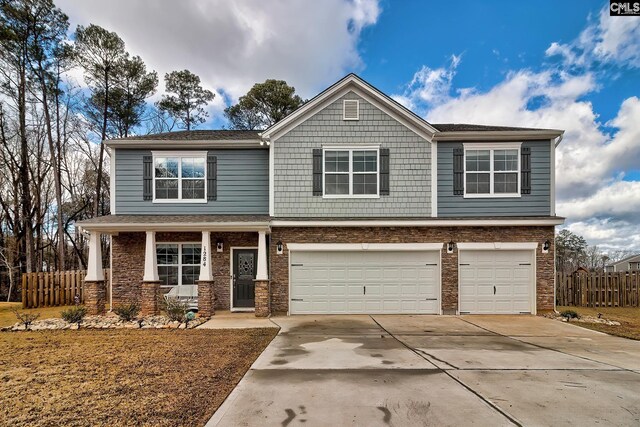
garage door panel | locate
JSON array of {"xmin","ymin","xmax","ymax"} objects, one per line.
[
  {"xmin": 290, "ymin": 250, "xmax": 440, "ymax": 314},
  {"xmin": 459, "ymin": 249, "xmax": 534, "ymax": 314}
]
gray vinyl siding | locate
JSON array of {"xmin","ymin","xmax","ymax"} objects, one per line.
[
  {"xmin": 437, "ymin": 141, "xmax": 551, "ymax": 216},
  {"xmin": 274, "ymin": 91, "xmax": 432, "ymax": 217},
  {"xmin": 115, "ymin": 149, "xmax": 268, "ymax": 214}
]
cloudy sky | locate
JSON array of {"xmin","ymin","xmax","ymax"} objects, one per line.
[{"xmin": 57, "ymin": 0, "xmax": 639, "ymax": 251}]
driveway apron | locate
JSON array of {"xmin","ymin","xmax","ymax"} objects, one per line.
[{"xmin": 207, "ymin": 315, "xmax": 640, "ymax": 426}]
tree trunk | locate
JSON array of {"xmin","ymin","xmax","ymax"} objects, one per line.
[
  {"xmin": 18, "ymin": 53, "xmax": 33, "ymax": 273},
  {"xmin": 94, "ymin": 70, "xmax": 109, "ymax": 217},
  {"xmin": 37, "ymin": 60, "xmax": 65, "ymax": 271}
]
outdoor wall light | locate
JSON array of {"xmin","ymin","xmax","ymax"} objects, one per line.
[
  {"xmin": 276, "ymin": 241, "xmax": 284, "ymax": 255},
  {"xmin": 447, "ymin": 240, "xmax": 455, "ymax": 254},
  {"xmin": 216, "ymin": 238, "xmax": 224, "ymax": 252},
  {"xmin": 542, "ymin": 240, "xmax": 550, "ymax": 253}
]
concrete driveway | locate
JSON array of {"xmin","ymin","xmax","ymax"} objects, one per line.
[{"xmin": 207, "ymin": 315, "xmax": 640, "ymax": 426}]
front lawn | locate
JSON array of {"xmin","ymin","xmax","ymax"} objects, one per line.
[
  {"xmin": 0, "ymin": 302, "xmax": 74, "ymax": 327},
  {"xmin": 0, "ymin": 328, "xmax": 277, "ymax": 426},
  {"xmin": 557, "ymin": 306, "xmax": 640, "ymax": 340}
]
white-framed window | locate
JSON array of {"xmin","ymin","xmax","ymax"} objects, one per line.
[
  {"xmin": 156, "ymin": 243, "xmax": 201, "ymax": 288},
  {"xmin": 464, "ymin": 143, "xmax": 521, "ymax": 198},
  {"xmin": 323, "ymin": 147, "xmax": 379, "ymax": 198},
  {"xmin": 153, "ymin": 151, "xmax": 207, "ymax": 202}
]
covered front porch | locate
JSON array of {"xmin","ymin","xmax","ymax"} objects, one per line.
[{"xmin": 77, "ymin": 215, "xmax": 272, "ymax": 318}]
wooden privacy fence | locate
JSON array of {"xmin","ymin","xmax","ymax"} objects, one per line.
[
  {"xmin": 21, "ymin": 269, "xmax": 111, "ymax": 309},
  {"xmin": 556, "ymin": 271, "xmax": 640, "ymax": 308}
]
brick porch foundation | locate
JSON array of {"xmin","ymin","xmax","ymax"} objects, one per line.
[
  {"xmin": 141, "ymin": 281, "xmax": 161, "ymax": 315},
  {"xmin": 197, "ymin": 280, "xmax": 215, "ymax": 317},
  {"xmin": 254, "ymin": 280, "xmax": 270, "ymax": 317},
  {"xmin": 84, "ymin": 280, "xmax": 106, "ymax": 315}
]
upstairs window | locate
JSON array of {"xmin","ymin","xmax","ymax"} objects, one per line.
[
  {"xmin": 153, "ymin": 153, "xmax": 206, "ymax": 202},
  {"xmin": 323, "ymin": 148, "xmax": 378, "ymax": 197},
  {"xmin": 464, "ymin": 144, "xmax": 520, "ymax": 197}
]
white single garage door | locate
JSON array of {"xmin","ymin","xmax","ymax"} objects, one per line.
[
  {"xmin": 290, "ymin": 250, "xmax": 440, "ymax": 314},
  {"xmin": 459, "ymin": 250, "xmax": 534, "ymax": 314}
]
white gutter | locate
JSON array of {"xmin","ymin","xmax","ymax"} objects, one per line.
[
  {"xmin": 270, "ymin": 218, "xmax": 566, "ymax": 227},
  {"xmin": 554, "ymin": 133, "xmax": 564, "ymax": 147}
]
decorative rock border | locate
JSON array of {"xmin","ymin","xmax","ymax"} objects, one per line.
[
  {"xmin": 2, "ymin": 315, "xmax": 208, "ymax": 332},
  {"xmin": 543, "ymin": 312, "xmax": 621, "ymax": 326}
]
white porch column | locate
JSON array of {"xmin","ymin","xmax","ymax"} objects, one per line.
[
  {"xmin": 143, "ymin": 231, "xmax": 159, "ymax": 282},
  {"xmin": 199, "ymin": 231, "xmax": 213, "ymax": 281},
  {"xmin": 256, "ymin": 231, "xmax": 268, "ymax": 280},
  {"xmin": 85, "ymin": 231, "xmax": 104, "ymax": 281}
]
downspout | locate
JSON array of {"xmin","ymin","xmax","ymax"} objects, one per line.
[{"xmin": 553, "ymin": 132, "xmax": 563, "ymax": 313}]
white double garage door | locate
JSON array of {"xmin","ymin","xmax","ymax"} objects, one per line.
[{"xmin": 289, "ymin": 244, "xmax": 536, "ymax": 315}]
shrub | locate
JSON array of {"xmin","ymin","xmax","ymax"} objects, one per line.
[
  {"xmin": 113, "ymin": 302, "xmax": 141, "ymax": 321},
  {"xmin": 162, "ymin": 297, "xmax": 190, "ymax": 323},
  {"xmin": 12, "ymin": 309, "xmax": 39, "ymax": 330},
  {"xmin": 560, "ymin": 309, "xmax": 580, "ymax": 320},
  {"xmin": 62, "ymin": 305, "xmax": 87, "ymax": 324}
]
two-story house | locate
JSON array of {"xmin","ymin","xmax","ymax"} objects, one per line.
[
  {"xmin": 605, "ymin": 254, "xmax": 640, "ymax": 272},
  {"xmin": 77, "ymin": 74, "xmax": 564, "ymax": 317}
]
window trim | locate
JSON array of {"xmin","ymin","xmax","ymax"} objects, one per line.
[
  {"xmin": 151, "ymin": 151, "xmax": 207, "ymax": 203},
  {"xmin": 462, "ymin": 143, "xmax": 522, "ymax": 199},
  {"xmin": 156, "ymin": 241, "xmax": 201, "ymax": 288},
  {"xmin": 322, "ymin": 146, "xmax": 380, "ymax": 199}
]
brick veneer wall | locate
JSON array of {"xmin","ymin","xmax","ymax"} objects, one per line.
[
  {"xmin": 111, "ymin": 231, "xmax": 260, "ymax": 310},
  {"xmin": 269, "ymin": 226, "xmax": 555, "ymax": 314}
]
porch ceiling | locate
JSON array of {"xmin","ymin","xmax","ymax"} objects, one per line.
[{"xmin": 76, "ymin": 214, "xmax": 271, "ymax": 233}]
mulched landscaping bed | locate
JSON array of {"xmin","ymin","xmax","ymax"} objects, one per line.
[{"xmin": 0, "ymin": 328, "xmax": 277, "ymax": 426}]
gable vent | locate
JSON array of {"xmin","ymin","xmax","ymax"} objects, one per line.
[{"xmin": 343, "ymin": 99, "xmax": 359, "ymax": 120}]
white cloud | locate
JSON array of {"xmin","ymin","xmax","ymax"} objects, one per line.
[
  {"xmin": 566, "ymin": 219, "xmax": 640, "ymax": 251},
  {"xmin": 56, "ymin": 0, "xmax": 381, "ymax": 103},
  {"xmin": 558, "ymin": 181, "xmax": 640, "ymax": 222},
  {"xmin": 545, "ymin": 9, "xmax": 640, "ymax": 68},
  {"xmin": 393, "ymin": 55, "xmax": 461, "ymax": 111}
]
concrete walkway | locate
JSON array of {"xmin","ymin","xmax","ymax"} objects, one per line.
[
  {"xmin": 207, "ymin": 315, "xmax": 640, "ymax": 426},
  {"xmin": 198, "ymin": 311, "xmax": 279, "ymax": 329}
]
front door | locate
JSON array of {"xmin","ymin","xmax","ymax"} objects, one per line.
[{"xmin": 233, "ymin": 249, "xmax": 257, "ymax": 308}]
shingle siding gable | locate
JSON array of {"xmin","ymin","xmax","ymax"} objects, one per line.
[{"xmin": 273, "ymin": 91, "xmax": 432, "ymax": 218}]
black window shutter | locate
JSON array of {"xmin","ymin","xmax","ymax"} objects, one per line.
[
  {"xmin": 312, "ymin": 149, "xmax": 322, "ymax": 196},
  {"xmin": 453, "ymin": 148, "xmax": 464, "ymax": 195},
  {"xmin": 521, "ymin": 146, "xmax": 531, "ymax": 195},
  {"xmin": 207, "ymin": 154, "xmax": 217, "ymax": 201},
  {"xmin": 143, "ymin": 155, "xmax": 153, "ymax": 200},
  {"xmin": 379, "ymin": 148, "xmax": 390, "ymax": 195}
]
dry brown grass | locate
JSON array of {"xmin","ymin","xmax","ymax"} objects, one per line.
[
  {"xmin": 0, "ymin": 302, "xmax": 74, "ymax": 327},
  {"xmin": 557, "ymin": 306, "xmax": 640, "ymax": 340},
  {"xmin": 0, "ymin": 328, "xmax": 277, "ymax": 426}
]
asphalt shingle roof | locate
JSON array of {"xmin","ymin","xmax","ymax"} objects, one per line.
[
  {"xmin": 109, "ymin": 130, "xmax": 261, "ymax": 141},
  {"xmin": 77, "ymin": 214, "xmax": 271, "ymax": 225},
  {"xmin": 430, "ymin": 124, "xmax": 550, "ymax": 132},
  {"xmin": 106, "ymin": 124, "xmax": 556, "ymax": 143}
]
